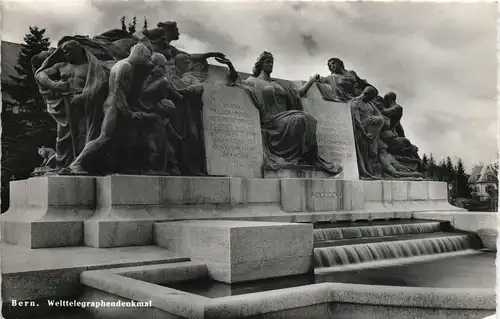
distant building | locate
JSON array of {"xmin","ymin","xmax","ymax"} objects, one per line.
[{"xmin": 468, "ymin": 163, "xmax": 498, "ymax": 200}]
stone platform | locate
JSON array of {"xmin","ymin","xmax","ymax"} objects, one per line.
[
  {"xmin": 155, "ymin": 220, "xmax": 313, "ymax": 283},
  {"xmin": 0, "ymin": 175, "xmax": 460, "ymax": 248}
]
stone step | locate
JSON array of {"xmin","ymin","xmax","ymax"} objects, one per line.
[
  {"xmin": 313, "ymin": 220, "xmax": 449, "ymax": 242},
  {"xmin": 313, "ymin": 218, "xmax": 447, "ymax": 229},
  {"xmin": 313, "ymin": 234, "xmax": 478, "ymax": 268},
  {"xmin": 313, "ymin": 232, "xmax": 478, "ymax": 248}
]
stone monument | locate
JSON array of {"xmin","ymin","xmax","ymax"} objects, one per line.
[{"xmin": 3, "ymin": 19, "xmax": 484, "ymax": 319}]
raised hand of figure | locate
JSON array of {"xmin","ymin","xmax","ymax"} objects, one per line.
[
  {"xmin": 166, "ymin": 82, "xmax": 183, "ymax": 100},
  {"xmin": 210, "ymin": 52, "xmax": 226, "ymax": 59},
  {"xmin": 312, "ymin": 74, "xmax": 321, "ymax": 82},
  {"xmin": 215, "ymin": 56, "xmax": 232, "ymax": 65}
]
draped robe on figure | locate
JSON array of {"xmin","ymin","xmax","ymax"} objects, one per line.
[
  {"xmin": 34, "ymin": 48, "xmax": 110, "ymax": 169},
  {"xmin": 239, "ymin": 76, "xmax": 339, "ymax": 175},
  {"xmin": 163, "ymin": 71, "xmax": 207, "ymax": 175}
]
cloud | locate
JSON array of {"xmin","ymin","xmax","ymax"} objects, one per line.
[{"xmin": 1, "ymin": 0, "xmax": 496, "ymax": 170}]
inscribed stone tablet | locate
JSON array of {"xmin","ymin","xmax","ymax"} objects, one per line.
[
  {"xmin": 300, "ymin": 83, "xmax": 359, "ymax": 180},
  {"xmin": 203, "ymin": 84, "xmax": 263, "ymax": 178}
]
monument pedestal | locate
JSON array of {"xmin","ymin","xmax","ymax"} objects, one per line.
[
  {"xmin": 2, "ymin": 175, "xmax": 461, "ymax": 248},
  {"xmin": 0, "ymin": 176, "xmax": 95, "ymax": 248}
]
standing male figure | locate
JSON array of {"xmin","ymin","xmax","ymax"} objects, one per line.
[{"xmin": 63, "ymin": 39, "xmax": 155, "ymax": 174}]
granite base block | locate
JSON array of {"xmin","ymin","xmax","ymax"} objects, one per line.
[
  {"xmin": 0, "ymin": 207, "xmax": 93, "ymax": 248},
  {"xmin": 154, "ymin": 220, "xmax": 313, "ymax": 283},
  {"xmin": 0, "ymin": 176, "xmax": 95, "ymax": 248},
  {"xmin": 84, "ymin": 218, "xmax": 155, "ymax": 248}
]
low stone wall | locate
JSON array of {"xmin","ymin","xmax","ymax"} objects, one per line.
[{"xmin": 79, "ymin": 261, "xmax": 496, "ymax": 319}]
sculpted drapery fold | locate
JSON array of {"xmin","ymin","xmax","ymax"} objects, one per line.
[
  {"xmin": 229, "ymin": 52, "xmax": 342, "ymax": 176},
  {"xmin": 34, "ymin": 43, "xmax": 110, "ymax": 169}
]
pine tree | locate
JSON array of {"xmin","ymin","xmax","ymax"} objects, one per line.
[
  {"xmin": 422, "ymin": 153, "xmax": 429, "ymax": 167},
  {"xmin": 6, "ymin": 26, "xmax": 50, "ymax": 113},
  {"xmin": 128, "ymin": 16, "xmax": 137, "ymax": 34},
  {"xmin": 1, "ymin": 26, "xmax": 56, "ymax": 185},
  {"xmin": 143, "ymin": 16, "xmax": 148, "ymax": 31},
  {"xmin": 427, "ymin": 154, "xmax": 437, "ymax": 180},
  {"xmin": 121, "ymin": 16, "xmax": 127, "ymax": 31},
  {"xmin": 437, "ymin": 160, "xmax": 447, "ymax": 181},
  {"xmin": 421, "ymin": 153, "xmax": 429, "ymax": 174},
  {"xmin": 455, "ymin": 158, "xmax": 471, "ymax": 198},
  {"xmin": 445, "ymin": 156, "xmax": 456, "ymax": 182}
]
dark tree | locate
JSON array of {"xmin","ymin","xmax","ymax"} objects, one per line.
[
  {"xmin": 5, "ymin": 26, "xmax": 50, "ymax": 113},
  {"xmin": 445, "ymin": 156, "xmax": 456, "ymax": 182},
  {"xmin": 437, "ymin": 160, "xmax": 447, "ymax": 181},
  {"xmin": 1, "ymin": 26, "xmax": 56, "ymax": 207},
  {"xmin": 120, "ymin": 16, "xmax": 127, "ymax": 31},
  {"xmin": 427, "ymin": 154, "xmax": 437, "ymax": 180},
  {"xmin": 421, "ymin": 153, "xmax": 429, "ymax": 174},
  {"xmin": 143, "ymin": 16, "xmax": 148, "ymax": 31},
  {"xmin": 455, "ymin": 158, "xmax": 471, "ymax": 198},
  {"xmin": 128, "ymin": 16, "xmax": 137, "ymax": 34}
]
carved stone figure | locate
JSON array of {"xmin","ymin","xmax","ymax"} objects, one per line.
[
  {"xmin": 349, "ymin": 86, "xmax": 386, "ymax": 179},
  {"xmin": 378, "ymin": 92, "xmax": 422, "ymax": 170},
  {"xmin": 136, "ymin": 52, "xmax": 183, "ymax": 174},
  {"xmin": 38, "ymin": 146, "xmax": 57, "ymax": 168},
  {"xmin": 381, "ymin": 92, "xmax": 405, "ymax": 137},
  {"xmin": 162, "ymin": 53, "xmax": 207, "ymax": 176},
  {"xmin": 226, "ymin": 52, "xmax": 342, "ymax": 176},
  {"xmin": 315, "ymin": 57, "xmax": 370, "ymax": 103},
  {"xmin": 34, "ymin": 41, "xmax": 109, "ymax": 170},
  {"xmin": 61, "ymin": 39, "xmax": 155, "ymax": 174},
  {"xmin": 378, "ymin": 140, "xmax": 423, "ymax": 179},
  {"xmin": 146, "ymin": 21, "xmax": 225, "ymax": 66}
]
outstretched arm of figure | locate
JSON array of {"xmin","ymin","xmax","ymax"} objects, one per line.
[
  {"xmin": 189, "ymin": 51, "xmax": 226, "ymax": 62},
  {"xmin": 35, "ymin": 63, "xmax": 69, "ymax": 91},
  {"xmin": 143, "ymin": 78, "xmax": 182, "ymax": 100},
  {"xmin": 297, "ymin": 75, "xmax": 319, "ymax": 97},
  {"xmin": 380, "ymin": 104, "xmax": 402, "ymax": 117},
  {"xmin": 212, "ymin": 57, "xmax": 239, "ymax": 86}
]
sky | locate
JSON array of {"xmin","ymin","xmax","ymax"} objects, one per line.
[{"xmin": 0, "ymin": 0, "xmax": 497, "ymax": 170}]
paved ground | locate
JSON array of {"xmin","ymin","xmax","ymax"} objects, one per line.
[{"xmin": 1, "ymin": 242, "xmax": 189, "ymax": 274}]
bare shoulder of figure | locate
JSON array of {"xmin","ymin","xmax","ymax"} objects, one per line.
[
  {"xmin": 346, "ymin": 69, "xmax": 357, "ymax": 76},
  {"xmin": 43, "ymin": 62, "xmax": 67, "ymax": 74}
]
